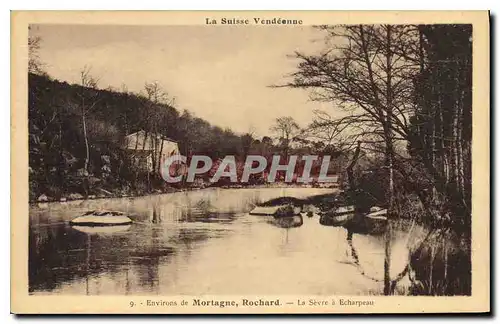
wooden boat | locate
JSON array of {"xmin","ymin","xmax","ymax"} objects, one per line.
[
  {"xmin": 249, "ymin": 206, "xmax": 282, "ymax": 216},
  {"xmin": 369, "ymin": 206, "xmax": 385, "ymax": 213},
  {"xmin": 366, "ymin": 208, "xmax": 388, "ymax": 220},
  {"xmin": 364, "ymin": 208, "xmax": 388, "ymax": 234},
  {"xmin": 319, "ymin": 205, "xmax": 356, "ymax": 227},
  {"xmin": 334, "ymin": 205, "xmax": 356, "ymax": 216},
  {"xmin": 342, "ymin": 208, "xmax": 388, "ymax": 235},
  {"xmin": 69, "ymin": 210, "xmax": 133, "ymax": 226},
  {"xmin": 71, "ymin": 224, "xmax": 132, "ymax": 234}
]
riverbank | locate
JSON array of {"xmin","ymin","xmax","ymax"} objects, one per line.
[{"xmin": 32, "ymin": 182, "xmax": 340, "ymax": 205}]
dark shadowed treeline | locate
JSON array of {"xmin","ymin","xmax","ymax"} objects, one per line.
[
  {"xmin": 28, "ymin": 73, "xmax": 257, "ymax": 200},
  {"xmin": 28, "ymin": 73, "xmax": 340, "ymax": 201},
  {"xmin": 283, "ymin": 24, "xmax": 472, "ymax": 233},
  {"xmin": 281, "ymin": 24, "xmax": 472, "ymax": 295},
  {"xmin": 408, "ymin": 25, "xmax": 472, "ymax": 234}
]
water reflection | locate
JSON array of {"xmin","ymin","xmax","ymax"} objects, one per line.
[{"xmin": 29, "ymin": 187, "xmax": 426, "ymax": 295}]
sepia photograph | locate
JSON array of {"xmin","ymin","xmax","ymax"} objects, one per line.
[{"xmin": 11, "ymin": 11, "xmax": 490, "ymax": 314}]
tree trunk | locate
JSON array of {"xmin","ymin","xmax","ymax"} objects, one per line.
[
  {"xmin": 81, "ymin": 98, "xmax": 90, "ymax": 197},
  {"xmin": 151, "ymin": 135, "xmax": 157, "ymax": 176},
  {"xmin": 158, "ymin": 137, "xmax": 165, "ymax": 174},
  {"xmin": 82, "ymin": 108, "xmax": 89, "ymax": 174},
  {"xmin": 451, "ymin": 94, "xmax": 460, "ymax": 198},
  {"xmin": 457, "ymin": 87, "xmax": 466, "ymax": 202},
  {"xmin": 346, "ymin": 141, "xmax": 362, "ymax": 190},
  {"xmin": 439, "ymin": 94, "xmax": 448, "ymax": 189},
  {"xmin": 383, "ymin": 25, "xmax": 394, "ymax": 296}
]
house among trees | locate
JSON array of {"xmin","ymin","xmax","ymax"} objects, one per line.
[{"xmin": 123, "ymin": 130, "xmax": 180, "ymax": 172}]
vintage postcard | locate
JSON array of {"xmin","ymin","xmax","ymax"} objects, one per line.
[{"xmin": 11, "ymin": 11, "xmax": 490, "ymax": 314}]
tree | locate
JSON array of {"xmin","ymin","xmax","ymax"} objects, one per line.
[
  {"xmin": 80, "ymin": 65, "xmax": 100, "ymax": 88},
  {"xmin": 283, "ymin": 25, "xmax": 421, "ymax": 200},
  {"xmin": 270, "ymin": 116, "xmax": 300, "ymax": 159},
  {"xmin": 240, "ymin": 127, "xmax": 256, "ymax": 158},
  {"xmin": 280, "ymin": 23, "xmax": 473, "ymax": 295},
  {"xmin": 408, "ymin": 25, "xmax": 472, "ymax": 233},
  {"xmin": 144, "ymin": 81, "xmax": 174, "ymax": 106},
  {"xmin": 240, "ymin": 133, "xmax": 254, "ymax": 158},
  {"xmin": 143, "ymin": 81, "xmax": 172, "ymax": 176},
  {"xmin": 304, "ymin": 110, "xmax": 361, "ymax": 155},
  {"xmin": 28, "ymin": 27, "xmax": 45, "ymax": 75},
  {"xmin": 262, "ymin": 136, "xmax": 273, "ymax": 146},
  {"xmin": 279, "ymin": 25, "xmax": 423, "ymax": 295},
  {"xmin": 77, "ymin": 66, "xmax": 101, "ymax": 181}
]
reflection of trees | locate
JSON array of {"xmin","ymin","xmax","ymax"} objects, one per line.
[
  {"xmin": 345, "ymin": 228, "xmax": 411, "ymax": 294},
  {"xmin": 30, "ymin": 225, "xmax": 86, "ymax": 292},
  {"xmin": 85, "ymin": 235, "xmax": 90, "ymax": 295},
  {"xmin": 345, "ymin": 226, "xmax": 470, "ymax": 295},
  {"xmin": 152, "ymin": 204, "xmax": 161, "ymax": 224},
  {"xmin": 345, "ymin": 230, "xmax": 383, "ymax": 283},
  {"xmin": 279, "ymin": 228, "xmax": 290, "ymax": 255},
  {"xmin": 132, "ymin": 227, "xmax": 163, "ymax": 294},
  {"xmin": 409, "ymin": 229, "xmax": 471, "ymax": 296},
  {"xmin": 180, "ymin": 206, "xmax": 236, "ymax": 224},
  {"xmin": 29, "ymin": 224, "xmax": 132, "ymax": 293}
]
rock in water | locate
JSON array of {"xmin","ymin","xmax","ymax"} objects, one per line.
[
  {"xmin": 274, "ymin": 205, "xmax": 296, "ymax": 218},
  {"xmin": 68, "ymin": 193, "xmax": 84, "ymax": 200},
  {"xmin": 37, "ymin": 194, "xmax": 49, "ymax": 202}
]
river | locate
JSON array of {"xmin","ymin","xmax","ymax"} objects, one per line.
[{"xmin": 29, "ymin": 187, "xmax": 426, "ymax": 295}]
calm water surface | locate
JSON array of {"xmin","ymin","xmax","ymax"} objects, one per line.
[{"xmin": 29, "ymin": 187, "xmax": 421, "ymax": 295}]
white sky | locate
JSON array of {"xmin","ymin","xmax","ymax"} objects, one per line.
[{"xmin": 31, "ymin": 25, "xmax": 339, "ymax": 137}]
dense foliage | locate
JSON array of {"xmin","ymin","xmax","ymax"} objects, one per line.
[{"xmin": 28, "ymin": 73, "xmax": 258, "ymax": 200}]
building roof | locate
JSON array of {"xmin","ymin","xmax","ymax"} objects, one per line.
[{"xmin": 125, "ymin": 130, "xmax": 178, "ymax": 143}]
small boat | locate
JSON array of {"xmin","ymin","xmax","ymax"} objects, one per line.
[
  {"xmin": 369, "ymin": 206, "xmax": 385, "ymax": 213},
  {"xmin": 334, "ymin": 205, "xmax": 356, "ymax": 216},
  {"xmin": 249, "ymin": 206, "xmax": 283, "ymax": 216},
  {"xmin": 69, "ymin": 210, "xmax": 133, "ymax": 226},
  {"xmin": 319, "ymin": 205, "xmax": 356, "ymax": 227},
  {"xmin": 364, "ymin": 208, "xmax": 388, "ymax": 234},
  {"xmin": 365, "ymin": 208, "xmax": 388, "ymax": 220},
  {"xmin": 342, "ymin": 208, "xmax": 388, "ymax": 235},
  {"xmin": 71, "ymin": 224, "xmax": 132, "ymax": 234}
]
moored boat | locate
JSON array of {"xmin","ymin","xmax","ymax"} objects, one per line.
[
  {"xmin": 249, "ymin": 206, "xmax": 282, "ymax": 216},
  {"xmin": 69, "ymin": 210, "xmax": 133, "ymax": 226},
  {"xmin": 334, "ymin": 205, "xmax": 356, "ymax": 216},
  {"xmin": 71, "ymin": 224, "xmax": 132, "ymax": 234},
  {"xmin": 319, "ymin": 205, "xmax": 356, "ymax": 227},
  {"xmin": 364, "ymin": 208, "xmax": 388, "ymax": 234},
  {"xmin": 343, "ymin": 207, "xmax": 388, "ymax": 234}
]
